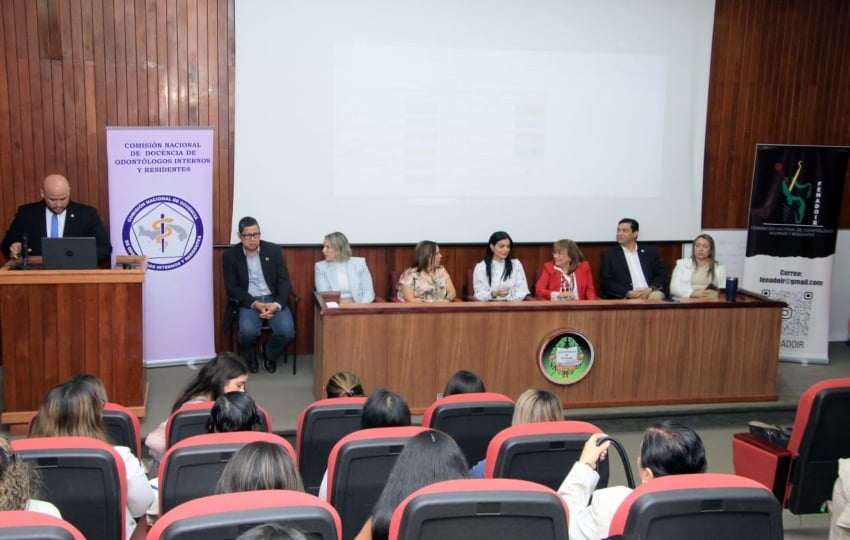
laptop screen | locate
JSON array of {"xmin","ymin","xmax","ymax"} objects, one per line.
[{"xmin": 41, "ymin": 237, "xmax": 98, "ymax": 269}]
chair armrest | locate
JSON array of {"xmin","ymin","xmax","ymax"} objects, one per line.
[{"xmin": 732, "ymin": 432, "xmax": 793, "ymax": 504}]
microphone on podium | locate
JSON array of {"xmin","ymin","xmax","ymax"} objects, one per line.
[{"xmin": 21, "ymin": 233, "xmax": 29, "ymax": 268}]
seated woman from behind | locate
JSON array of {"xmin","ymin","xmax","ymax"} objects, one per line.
[
  {"xmin": 216, "ymin": 441, "xmax": 304, "ymax": 493},
  {"xmin": 354, "ymin": 429, "xmax": 469, "ymax": 540},
  {"xmin": 315, "ymin": 232, "xmax": 376, "ymax": 303},
  {"xmin": 325, "ymin": 371, "xmax": 366, "ymax": 398},
  {"xmin": 535, "ymin": 239, "xmax": 597, "ymax": 300},
  {"xmin": 439, "ymin": 369, "xmax": 486, "ymax": 398},
  {"xmin": 472, "ymin": 231, "xmax": 530, "ymax": 301},
  {"xmin": 0, "ymin": 435, "xmax": 61, "ymax": 518},
  {"xmin": 30, "ymin": 379, "xmax": 154, "ymax": 539},
  {"xmin": 397, "ymin": 241, "xmax": 456, "ymax": 302},
  {"xmin": 207, "ymin": 391, "xmax": 264, "ymax": 433},
  {"xmin": 319, "ymin": 388, "xmax": 411, "ymax": 500},
  {"xmin": 469, "ymin": 388, "xmax": 563, "ymax": 478},
  {"xmin": 670, "ymin": 233, "xmax": 726, "ymax": 298}
]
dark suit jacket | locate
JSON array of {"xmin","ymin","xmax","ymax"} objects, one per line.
[
  {"xmin": 600, "ymin": 244, "xmax": 668, "ymax": 299},
  {"xmin": 221, "ymin": 240, "xmax": 292, "ymax": 329},
  {"xmin": 1, "ymin": 200, "xmax": 112, "ymax": 261}
]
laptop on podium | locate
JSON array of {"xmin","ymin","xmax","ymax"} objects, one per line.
[{"xmin": 41, "ymin": 237, "xmax": 98, "ymax": 269}]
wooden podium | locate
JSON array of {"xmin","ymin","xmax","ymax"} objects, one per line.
[{"xmin": 0, "ymin": 255, "xmax": 147, "ymax": 427}]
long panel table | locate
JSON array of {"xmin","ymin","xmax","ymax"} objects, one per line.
[
  {"xmin": 313, "ymin": 291, "xmax": 785, "ymax": 413},
  {"xmin": 0, "ymin": 256, "xmax": 147, "ymax": 427}
]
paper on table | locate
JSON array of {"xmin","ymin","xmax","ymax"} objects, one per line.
[{"xmin": 326, "ymin": 301, "xmax": 340, "ymax": 308}]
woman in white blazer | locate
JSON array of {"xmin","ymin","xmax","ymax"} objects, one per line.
[
  {"xmin": 315, "ymin": 232, "xmax": 376, "ymax": 303},
  {"xmin": 670, "ymin": 233, "xmax": 727, "ymax": 298}
]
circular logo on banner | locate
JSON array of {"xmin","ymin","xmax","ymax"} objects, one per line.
[
  {"xmin": 122, "ymin": 194, "xmax": 204, "ymax": 271},
  {"xmin": 538, "ymin": 330, "xmax": 594, "ymax": 385}
]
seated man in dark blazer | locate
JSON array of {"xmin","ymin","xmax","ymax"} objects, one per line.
[
  {"xmin": 1, "ymin": 173, "xmax": 112, "ymax": 262},
  {"xmin": 600, "ymin": 218, "xmax": 667, "ymax": 299},
  {"xmin": 222, "ymin": 216, "xmax": 295, "ymax": 373}
]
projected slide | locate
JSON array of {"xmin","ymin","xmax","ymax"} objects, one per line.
[{"xmin": 233, "ymin": 0, "xmax": 715, "ymax": 244}]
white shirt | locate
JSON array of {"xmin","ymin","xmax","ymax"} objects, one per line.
[
  {"xmin": 333, "ymin": 261, "xmax": 352, "ymax": 299},
  {"xmin": 622, "ymin": 245, "xmax": 649, "ymax": 289},
  {"xmin": 472, "ymin": 259, "xmax": 530, "ymax": 301}
]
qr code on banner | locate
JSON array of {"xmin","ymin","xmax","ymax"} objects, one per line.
[{"xmin": 761, "ymin": 289, "xmax": 813, "ymax": 337}]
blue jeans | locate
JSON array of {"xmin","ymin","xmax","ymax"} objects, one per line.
[{"xmin": 238, "ymin": 296, "xmax": 295, "ymax": 367}]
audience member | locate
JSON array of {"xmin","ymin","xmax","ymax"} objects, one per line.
[
  {"xmin": 354, "ymin": 429, "xmax": 469, "ymax": 540},
  {"xmin": 145, "ymin": 352, "xmax": 249, "ymax": 475},
  {"xmin": 1, "ymin": 173, "xmax": 112, "ymax": 262},
  {"xmin": 669, "ymin": 233, "xmax": 726, "ymax": 298},
  {"xmin": 600, "ymin": 218, "xmax": 667, "ymax": 299},
  {"xmin": 237, "ymin": 523, "xmax": 309, "ymax": 540},
  {"xmin": 440, "ymin": 369, "xmax": 486, "ymax": 398},
  {"xmin": 223, "ymin": 216, "xmax": 296, "ymax": 373},
  {"xmin": 315, "ymin": 231, "xmax": 376, "ymax": 303},
  {"xmin": 0, "ymin": 435, "xmax": 61, "ymax": 517},
  {"xmin": 472, "ymin": 231, "xmax": 530, "ymax": 301},
  {"xmin": 319, "ymin": 389, "xmax": 411, "ymax": 500},
  {"xmin": 207, "ymin": 391, "xmax": 264, "ymax": 433},
  {"xmin": 397, "ymin": 241, "xmax": 456, "ymax": 302},
  {"xmin": 215, "ymin": 441, "xmax": 304, "ymax": 494},
  {"xmin": 67, "ymin": 373, "xmax": 108, "ymax": 405},
  {"xmin": 535, "ymin": 239, "xmax": 597, "ymax": 300},
  {"xmin": 469, "ymin": 388, "xmax": 563, "ymax": 478},
  {"xmin": 30, "ymin": 380, "xmax": 154, "ymax": 539},
  {"xmin": 558, "ymin": 421, "xmax": 707, "ymax": 540},
  {"xmin": 325, "ymin": 371, "xmax": 366, "ymax": 398}
]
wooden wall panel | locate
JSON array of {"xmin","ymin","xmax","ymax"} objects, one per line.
[
  {"xmin": 2, "ymin": 0, "xmax": 849, "ymax": 359},
  {"xmin": 703, "ymin": 0, "xmax": 850, "ymax": 228}
]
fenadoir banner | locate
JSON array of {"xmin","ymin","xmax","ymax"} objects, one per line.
[
  {"xmin": 743, "ymin": 144, "xmax": 849, "ymax": 364},
  {"xmin": 107, "ymin": 127, "xmax": 216, "ymax": 366}
]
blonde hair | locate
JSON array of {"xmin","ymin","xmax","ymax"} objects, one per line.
[
  {"xmin": 325, "ymin": 372, "xmax": 365, "ymax": 398},
  {"xmin": 512, "ymin": 389, "xmax": 563, "ymax": 425}
]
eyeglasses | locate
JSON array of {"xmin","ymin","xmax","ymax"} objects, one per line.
[{"xmin": 241, "ymin": 232, "xmax": 261, "ymax": 239}]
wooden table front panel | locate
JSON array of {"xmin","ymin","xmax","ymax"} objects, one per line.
[{"xmin": 313, "ymin": 293, "xmax": 783, "ymax": 412}]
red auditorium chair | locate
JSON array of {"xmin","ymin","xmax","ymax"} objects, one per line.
[
  {"xmin": 158, "ymin": 431, "xmax": 296, "ymax": 515},
  {"xmin": 164, "ymin": 400, "xmax": 273, "ymax": 449},
  {"xmin": 387, "ymin": 478, "xmax": 570, "ymax": 540},
  {"xmin": 147, "ymin": 490, "xmax": 342, "ymax": 540},
  {"xmin": 484, "ymin": 420, "xmax": 631, "ymax": 490},
  {"xmin": 0, "ymin": 510, "xmax": 85, "ymax": 540},
  {"xmin": 421, "ymin": 392, "xmax": 515, "ymax": 468},
  {"xmin": 11, "ymin": 436, "xmax": 127, "ymax": 540},
  {"xmin": 732, "ymin": 377, "xmax": 850, "ymax": 514},
  {"xmin": 607, "ymin": 473, "xmax": 783, "ymax": 539},
  {"xmin": 296, "ymin": 396, "xmax": 368, "ymax": 495},
  {"xmin": 327, "ymin": 426, "xmax": 427, "ymax": 540}
]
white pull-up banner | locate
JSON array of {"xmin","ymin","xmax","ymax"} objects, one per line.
[
  {"xmin": 743, "ymin": 144, "xmax": 849, "ymax": 364},
  {"xmin": 107, "ymin": 127, "xmax": 215, "ymax": 366}
]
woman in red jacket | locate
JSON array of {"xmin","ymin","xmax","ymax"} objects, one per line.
[{"xmin": 535, "ymin": 239, "xmax": 598, "ymax": 300}]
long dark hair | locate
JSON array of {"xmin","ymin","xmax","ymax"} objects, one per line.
[
  {"xmin": 172, "ymin": 353, "xmax": 248, "ymax": 412},
  {"xmin": 370, "ymin": 430, "xmax": 469, "ymax": 540},
  {"xmin": 483, "ymin": 231, "xmax": 514, "ymax": 284}
]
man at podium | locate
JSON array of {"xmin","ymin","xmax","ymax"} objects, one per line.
[{"xmin": 1, "ymin": 173, "xmax": 112, "ymax": 262}]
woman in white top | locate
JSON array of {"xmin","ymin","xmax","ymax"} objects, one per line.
[
  {"xmin": 314, "ymin": 232, "xmax": 376, "ymax": 303},
  {"xmin": 670, "ymin": 233, "xmax": 726, "ymax": 298},
  {"xmin": 472, "ymin": 231, "xmax": 530, "ymax": 301},
  {"xmin": 30, "ymin": 379, "xmax": 154, "ymax": 540}
]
